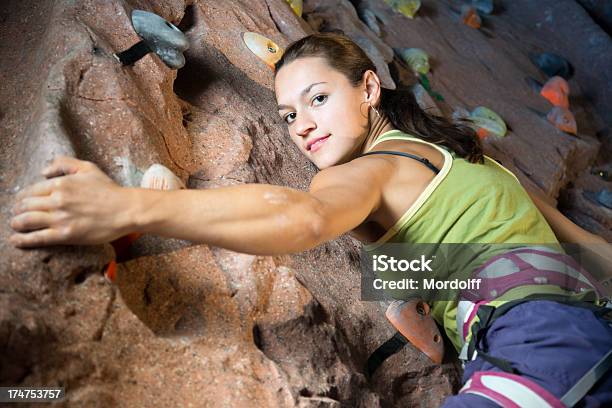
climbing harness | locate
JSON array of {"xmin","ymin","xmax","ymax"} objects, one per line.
[
  {"xmin": 457, "ymin": 296, "xmax": 612, "ymax": 407},
  {"xmin": 455, "ymin": 246, "xmax": 611, "ymax": 407}
]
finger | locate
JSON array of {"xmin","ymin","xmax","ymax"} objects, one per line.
[
  {"xmin": 9, "ymin": 229, "xmax": 66, "ymax": 248},
  {"xmin": 12, "ymin": 196, "xmax": 57, "ymax": 215},
  {"xmin": 15, "ymin": 178, "xmax": 61, "ymax": 201},
  {"xmin": 9, "ymin": 211, "xmax": 55, "ymax": 232},
  {"xmin": 42, "ymin": 156, "xmax": 94, "ymax": 178}
]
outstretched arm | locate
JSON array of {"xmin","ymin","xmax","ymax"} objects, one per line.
[
  {"xmin": 10, "ymin": 156, "xmax": 390, "ymax": 256},
  {"xmin": 527, "ymin": 188, "xmax": 612, "ymax": 281},
  {"xmin": 526, "ymin": 188, "xmax": 607, "ymax": 244},
  {"xmin": 137, "ymin": 156, "xmax": 389, "ymax": 254}
]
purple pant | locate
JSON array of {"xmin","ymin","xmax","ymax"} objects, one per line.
[{"xmin": 442, "ymin": 300, "xmax": 612, "ymax": 407}]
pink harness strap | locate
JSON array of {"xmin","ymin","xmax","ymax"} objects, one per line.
[
  {"xmin": 461, "ymin": 247, "xmax": 606, "ymax": 302},
  {"xmin": 460, "ymin": 371, "xmax": 565, "ymax": 408}
]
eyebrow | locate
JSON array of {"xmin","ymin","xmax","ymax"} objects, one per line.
[{"xmin": 277, "ymin": 82, "xmax": 328, "ymax": 111}]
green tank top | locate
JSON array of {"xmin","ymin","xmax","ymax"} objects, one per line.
[{"xmin": 362, "ymin": 130, "xmax": 583, "ymax": 351}]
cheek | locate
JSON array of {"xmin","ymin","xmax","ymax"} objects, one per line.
[
  {"xmin": 338, "ymin": 103, "xmax": 368, "ymax": 138},
  {"xmin": 322, "ymin": 97, "xmax": 366, "ymax": 134},
  {"xmin": 289, "ymin": 132, "xmax": 307, "ymax": 153}
]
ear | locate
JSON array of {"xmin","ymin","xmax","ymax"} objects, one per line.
[{"xmin": 362, "ymin": 70, "xmax": 382, "ymax": 106}]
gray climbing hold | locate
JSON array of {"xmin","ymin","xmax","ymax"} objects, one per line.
[
  {"xmin": 358, "ymin": 8, "xmax": 381, "ymax": 37},
  {"xmin": 115, "ymin": 10, "xmax": 189, "ymax": 69},
  {"xmin": 471, "ymin": 0, "xmax": 494, "ymax": 15},
  {"xmin": 584, "ymin": 189, "xmax": 612, "ymax": 210},
  {"xmin": 529, "ymin": 52, "xmax": 574, "ymax": 80}
]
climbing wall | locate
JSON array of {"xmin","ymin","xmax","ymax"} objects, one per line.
[{"xmin": 0, "ymin": 0, "xmax": 609, "ymax": 407}]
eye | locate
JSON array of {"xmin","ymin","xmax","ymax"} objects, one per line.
[
  {"xmin": 283, "ymin": 112, "xmax": 296, "ymax": 124},
  {"xmin": 312, "ymin": 94, "xmax": 328, "ymax": 106}
]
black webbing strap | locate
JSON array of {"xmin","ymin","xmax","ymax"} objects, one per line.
[
  {"xmin": 365, "ymin": 331, "xmax": 408, "ymax": 379},
  {"xmin": 359, "ymin": 150, "xmax": 441, "ymax": 174},
  {"xmin": 561, "ymin": 349, "xmax": 612, "ymax": 407}
]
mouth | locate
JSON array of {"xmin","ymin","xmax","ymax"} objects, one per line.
[{"xmin": 307, "ymin": 135, "xmax": 331, "ymax": 152}]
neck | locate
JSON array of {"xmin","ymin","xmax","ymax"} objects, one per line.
[{"xmin": 360, "ymin": 111, "xmax": 395, "ymax": 155}]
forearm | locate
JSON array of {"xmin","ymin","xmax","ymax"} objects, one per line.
[
  {"xmin": 126, "ymin": 184, "xmax": 323, "ymax": 255},
  {"xmin": 527, "ymin": 189, "xmax": 606, "ymax": 244}
]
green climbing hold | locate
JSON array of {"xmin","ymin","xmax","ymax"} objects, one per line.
[
  {"xmin": 469, "ymin": 106, "xmax": 507, "ymax": 138},
  {"xmin": 285, "ymin": 0, "xmax": 303, "ymax": 17},
  {"xmin": 418, "ymin": 74, "xmax": 444, "ymax": 101},
  {"xmin": 399, "ymin": 48, "xmax": 430, "ymax": 75},
  {"xmin": 384, "ymin": 0, "xmax": 421, "ymax": 19},
  {"xmin": 454, "ymin": 106, "xmax": 507, "ymax": 138}
]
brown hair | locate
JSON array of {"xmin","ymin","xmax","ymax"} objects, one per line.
[{"xmin": 274, "ymin": 33, "xmax": 483, "ymax": 163}]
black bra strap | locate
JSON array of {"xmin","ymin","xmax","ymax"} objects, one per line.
[{"xmin": 359, "ymin": 150, "xmax": 441, "ymax": 174}]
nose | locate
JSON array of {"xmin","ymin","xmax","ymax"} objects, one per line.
[{"xmin": 294, "ymin": 113, "xmax": 316, "ymax": 138}]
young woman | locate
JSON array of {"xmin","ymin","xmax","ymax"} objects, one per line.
[{"xmin": 9, "ymin": 33, "xmax": 611, "ymax": 406}]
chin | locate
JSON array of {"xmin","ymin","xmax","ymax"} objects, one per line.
[{"xmin": 314, "ymin": 156, "xmax": 342, "ymax": 169}]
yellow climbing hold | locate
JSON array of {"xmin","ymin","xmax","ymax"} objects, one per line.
[
  {"xmin": 469, "ymin": 106, "xmax": 507, "ymax": 138},
  {"xmin": 242, "ymin": 32, "xmax": 284, "ymax": 70},
  {"xmin": 285, "ymin": 0, "xmax": 303, "ymax": 17},
  {"xmin": 384, "ymin": 0, "xmax": 421, "ymax": 19},
  {"xmin": 399, "ymin": 48, "xmax": 430, "ymax": 75}
]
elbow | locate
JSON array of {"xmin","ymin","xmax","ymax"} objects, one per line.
[
  {"xmin": 302, "ymin": 197, "xmax": 328, "ymax": 249},
  {"xmin": 309, "ymin": 212, "xmax": 326, "ymax": 247}
]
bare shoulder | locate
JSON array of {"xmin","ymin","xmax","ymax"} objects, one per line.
[{"xmin": 309, "ymin": 152, "xmax": 397, "ymax": 193}]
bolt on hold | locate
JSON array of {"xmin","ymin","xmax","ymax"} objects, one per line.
[{"xmin": 115, "ymin": 10, "xmax": 189, "ymax": 69}]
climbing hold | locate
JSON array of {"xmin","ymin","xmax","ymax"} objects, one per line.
[
  {"xmin": 359, "ymin": 8, "xmax": 381, "ymax": 36},
  {"xmin": 385, "ymin": 299, "xmax": 445, "ymax": 364},
  {"xmin": 546, "ymin": 106, "xmax": 577, "ymax": 135},
  {"xmin": 103, "ymin": 232, "xmax": 141, "ymax": 282},
  {"xmin": 103, "ymin": 163, "xmax": 184, "ymax": 283},
  {"xmin": 115, "ymin": 10, "xmax": 189, "ymax": 69},
  {"xmin": 412, "ymin": 83, "xmax": 442, "ymax": 116},
  {"xmin": 242, "ymin": 32, "xmax": 284, "ymax": 70},
  {"xmin": 529, "ymin": 52, "xmax": 574, "ymax": 80},
  {"xmin": 461, "ymin": 5, "xmax": 482, "ymax": 29},
  {"xmin": 583, "ymin": 189, "xmax": 612, "ymax": 210},
  {"xmin": 471, "ymin": 0, "xmax": 494, "ymax": 15},
  {"xmin": 452, "ymin": 106, "xmax": 504, "ymax": 139},
  {"xmin": 140, "ymin": 163, "xmax": 185, "ymax": 190},
  {"xmin": 476, "ymin": 128, "xmax": 490, "ymax": 140},
  {"xmin": 470, "ymin": 106, "xmax": 507, "ymax": 138},
  {"xmin": 384, "ymin": 0, "xmax": 421, "ymax": 19},
  {"xmin": 417, "ymin": 73, "xmax": 444, "ymax": 101},
  {"xmin": 540, "ymin": 76, "xmax": 569, "ymax": 109},
  {"xmin": 399, "ymin": 48, "xmax": 430, "ymax": 75},
  {"xmin": 285, "ymin": 0, "xmax": 303, "ymax": 17}
]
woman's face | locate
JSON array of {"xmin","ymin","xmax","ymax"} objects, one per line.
[{"xmin": 275, "ymin": 57, "xmax": 370, "ymax": 169}]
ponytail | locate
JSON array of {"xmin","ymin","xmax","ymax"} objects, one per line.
[{"xmin": 379, "ymin": 88, "xmax": 483, "ymax": 163}]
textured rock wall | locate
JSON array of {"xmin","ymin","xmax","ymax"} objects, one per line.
[{"xmin": 0, "ymin": 0, "xmax": 609, "ymax": 407}]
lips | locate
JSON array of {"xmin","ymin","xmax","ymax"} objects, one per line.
[{"xmin": 307, "ymin": 135, "xmax": 330, "ymax": 152}]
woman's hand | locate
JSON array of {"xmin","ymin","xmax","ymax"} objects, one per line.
[{"xmin": 9, "ymin": 156, "xmax": 136, "ymax": 248}]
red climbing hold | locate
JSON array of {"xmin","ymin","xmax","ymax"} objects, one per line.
[
  {"xmin": 540, "ymin": 76, "xmax": 569, "ymax": 109},
  {"xmin": 547, "ymin": 106, "xmax": 577, "ymax": 135}
]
